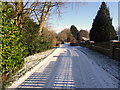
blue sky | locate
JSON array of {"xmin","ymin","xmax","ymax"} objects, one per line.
[
  {"xmin": 2, "ymin": 0, "xmax": 118, "ymax": 33},
  {"xmin": 48, "ymin": 2, "xmax": 118, "ymax": 33}
]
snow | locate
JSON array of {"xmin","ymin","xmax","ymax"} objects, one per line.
[
  {"xmin": 77, "ymin": 46, "xmax": 120, "ymax": 81},
  {"xmin": 8, "ymin": 48, "xmax": 57, "ymax": 88},
  {"xmin": 9, "ymin": 43, "xmax": 119, "ymax": 88}
]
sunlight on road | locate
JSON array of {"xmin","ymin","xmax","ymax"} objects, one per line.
[{"xmin": 17, "ymin": 43, "xmax": 118, "ymax": 88}]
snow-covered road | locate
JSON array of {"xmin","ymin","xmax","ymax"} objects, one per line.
[{"xmin": 13, "ymin": 43, "xmax": 118, "ymax": 88}]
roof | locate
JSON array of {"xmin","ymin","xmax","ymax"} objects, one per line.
[{"xmin": 82, "ymin": 37, "xmax": 89, "ymax": 41}]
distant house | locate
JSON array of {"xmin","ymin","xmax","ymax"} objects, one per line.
[{"xmin": 117, "ymin": 31, "xmax": 120, "ymax": 41}]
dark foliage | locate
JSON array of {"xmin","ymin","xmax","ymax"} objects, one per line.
[
  {"xmin": 90, "ymin": 2, "xmax": 117, "ymax": 42},
  {"xmin": 70, "ymin": 25, "xmax": 79, "ymax": 40},
  {"xmin": 70, "ymin": 43, "xmax": 79, "ymax": 46}
]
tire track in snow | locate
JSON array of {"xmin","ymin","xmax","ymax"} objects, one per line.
[
  {"xmin": 76, "ymin": 47, "xmax": 118, "ymax": 88},
  {"xmin": 15, "ymin": 44, "xmax": 118, "ymax": 88},
  {"xmin": 71, "ymin": 48, "xmax": 102, "ymax": 88}
]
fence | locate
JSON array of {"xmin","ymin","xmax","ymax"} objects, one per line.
[{"xmin": 80, "ymin": 40, "xmax": 120, "ymax": 61}]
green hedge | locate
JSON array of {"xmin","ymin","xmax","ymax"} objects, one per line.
[
  {"xmin": 2, "ymin": 3, "xmax": 27, "ymax": 84},
  {"xmin": 2, "ymin": 3, "xmax": 54, "ymax": 87}
]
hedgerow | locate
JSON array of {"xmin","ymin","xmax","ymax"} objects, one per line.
[
  {"xmin": 2, "ymin": 3, "xmax": 56, "ymax": 87},
  {"xmin": 2, "ymin": 3, "xmax": 27, "ymax": 85}
]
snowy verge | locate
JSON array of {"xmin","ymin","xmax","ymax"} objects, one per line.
[
  {"xmin": 7, "ymin": 48, "xmax": 57, "ymax": 88},
  {"xmin": 77, "ymin": 46, "xmax": 120, "ymax": 81}
]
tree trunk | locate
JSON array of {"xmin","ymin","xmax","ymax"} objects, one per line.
[
  {"xmin": 14, "ymin": 1, "xmax": 24, "ymax": 28},
  {"xmin": 39, "ymin": 21, "xmax": 46, "ymax": 35},
  {"xmin": 38, "ymin": 2, "xmax": 51, "ymax": 36}
]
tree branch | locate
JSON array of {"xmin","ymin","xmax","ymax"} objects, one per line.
[{"xmin": 23, "ymin": 0, "xmax": 30, "ymax": 9}]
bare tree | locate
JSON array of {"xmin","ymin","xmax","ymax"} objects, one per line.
[
  {"xmin": 9, "ymin": 0, "xmax": 83, "ymax": 35},
  {"xmin": 31, "ymin": 1, "xmax": 64, "ymax": 35},
  {"xmin": 8, "ymin": 0, "xmax": 36, "ymax": 27},
  {"xmin": 9, "ymin": 0, "xmax": 64, "ymax": 35}
]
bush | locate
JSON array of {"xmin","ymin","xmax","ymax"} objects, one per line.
[
  {"xmin": 61, "ymin": 41, "xmax": 64, "ymax": 44},
  {"xmin": 2, "ymin": 3, "xmax": 27, "ymax": 86},
  {"xmin": 70, "ymin": 43, "xmax": 79, "ymax": 46},
  {"xmin": 1, "ymin": 3, "xmax": 56, "ymax": 87}
]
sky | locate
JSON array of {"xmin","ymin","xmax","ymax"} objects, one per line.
[
  {"xmin": 48, "ymin": 2, "xmax": 118, "ymax": 33},
  {"xmin": 2, "ymin": 0, "xmax": 119, "ymax": 33}
]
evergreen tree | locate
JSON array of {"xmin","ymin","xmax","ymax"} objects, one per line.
[
  {"xmin": 70, "ymin": 25, "xmax": 79, "ymax": 40},
  {"xmin": 90, "ymin": 2, "xmax": 117, "ymax": 42}
]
